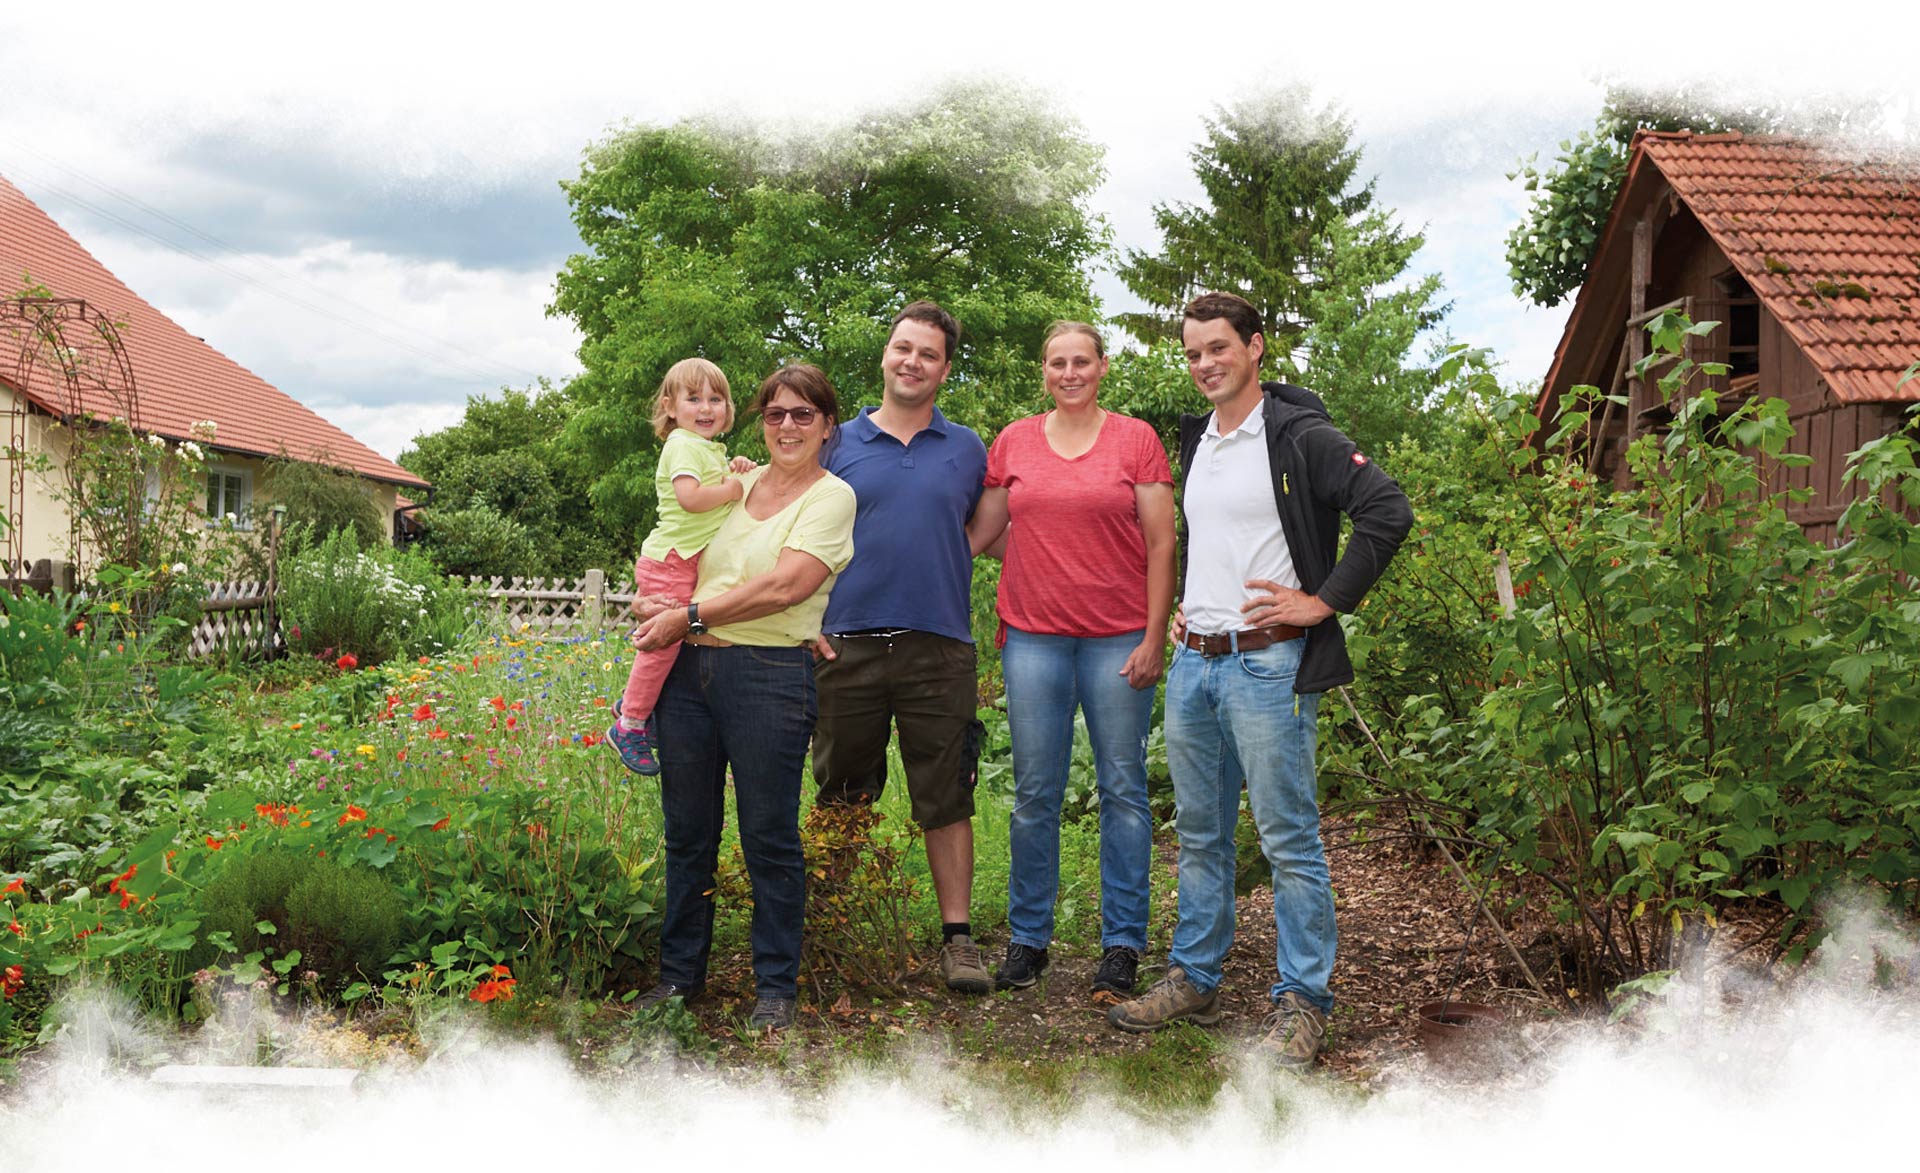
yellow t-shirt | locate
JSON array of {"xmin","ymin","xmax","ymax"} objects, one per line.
[
  {"xmin": 641, "ymin": 428, "xmax": 734, "ymax": 561},
  {"xmin": 692, "ymin": 469, "xmax": 857, "ymax": 646}
]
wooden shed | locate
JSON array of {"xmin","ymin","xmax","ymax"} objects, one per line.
[{"xmin": 1537, "ymin": 131, "xmax": 1920, "ymax": 544}]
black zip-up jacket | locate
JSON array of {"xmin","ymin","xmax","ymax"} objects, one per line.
[{"xmin": 1176, "ymin": 382, "xmax": 1414, "ymax": 694}]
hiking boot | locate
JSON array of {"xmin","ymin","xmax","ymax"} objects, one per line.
[
  {"xmin": 940, "ymin": 934, "xmax": 992, "ymax": 994},
  {"xmin": 994, "ymin": 942, "xmax": 1050, "ymax": 990},
  {"xmin": 1105, "ymin": 966, "xmax": 1221, "ymax": 1033},
  {"xmin": 748, "ymin": 995, "xmax": 796, "ymax": 1030},
  {"xmin": 1255, "ymin": 991, "xmax": 1327, "ymax": 1071},
  {"xmin": 633, "ymin": 980, "xmax": 702, "ymax": 1010},
  {"xmin": 1091, "ymin": 945, "xmax": 1140, "ymax": 997},
  {"xmin": 606, "ymin": 716, "xmax": 660, "ymax": 775}
]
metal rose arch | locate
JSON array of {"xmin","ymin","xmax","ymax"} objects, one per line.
[{"xmin": 2, "ymin": 292, "xmax": 142, "ymax": 571}]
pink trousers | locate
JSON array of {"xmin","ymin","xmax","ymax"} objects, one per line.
[{"xmin": 620, "ymin": 550, "xmax": 700, "ymax": 723}]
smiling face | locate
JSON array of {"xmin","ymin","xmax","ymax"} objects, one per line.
[
  {"xmin": 880, "ymin": 319, "xmax": 952, "ymax": 411},
  {"xmin": 669, "ymin": 380, "xmax": 733, "ymax": 439},
  {"xmin": 1182, "ymin": 315, "xmax": 1265, "ymax": 409},
  {"xmin": 1041, "ymin": 331, "xmax": 1108, "ymax": 411},
  {"xmin": 762, "ymin": 387, "xmax": 833, "ymax": 469}
]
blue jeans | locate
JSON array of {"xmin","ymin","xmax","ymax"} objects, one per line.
[
  {"xmin": 1163, "ymin": 636, "xmax": 1333, "ymax": 1012},
  {"xmin": 1003, "ymin": 626, "xmax": 1155, "ymax": 953},
  {"xmin": 655, "ymin": 644, "xmax": 814, "ymax": 998}
]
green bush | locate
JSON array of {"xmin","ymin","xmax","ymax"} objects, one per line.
[
  {"xmin": 284, "ymin": 860, "xmax": 405, "ymax": 985},
  {"xmin": 279, "ymin": 527, "xmax": 469, "ymax": 664},
  {"xmin": 1338, "ymin": 325, "xmax": 1920, "ymax": 997},
  {"xmin": 194, "ymin": 848, "xmax": 404, "ymax": 987}
]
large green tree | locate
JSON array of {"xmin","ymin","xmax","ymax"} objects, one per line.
[
  {"xmin": 398, "ymin": 381, "xmax": 622, "ymax": 577},
  {"xmin": 1505, "ymin": 86, "xmax": 1883, "ymax": 308},
  {"xmin": 550, "ymin": 81, "xmax": 1109, "ymax": 538},
  {"xmin": 1116, "ymin": 86, "xmax": 1446, "ymax": 453},
  {"xmin": 1115, "ymin": 86, "xmax": 1382, "ymax": 354}
]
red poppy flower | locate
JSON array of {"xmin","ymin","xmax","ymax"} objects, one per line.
[
  {"xmin": 429, "ymin": 727, "xmax": 449, "ymax": 741},
  {"xmin": 489, "ymin": 696, "xmax": 507, "ymax": 711},
  {"xmin": 335, "ymin": 653, "xmax": 359, "ymax": 671},
  {"xmin": 412, "ymin": 703, "xmax": 435, "ymax": 722}
]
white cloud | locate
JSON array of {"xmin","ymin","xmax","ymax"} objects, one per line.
[{"xmin": 4, "ymin": 1, "xmax": 1914, "ymax": 442}]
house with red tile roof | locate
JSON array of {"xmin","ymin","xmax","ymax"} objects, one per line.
[
  {"xmin": 1537, "ymin": 131, "xmax": 1920, "ymax": 544},
  {"xmin": 2, "ymin": 173, "xmax": 430, "ymax": 570}
]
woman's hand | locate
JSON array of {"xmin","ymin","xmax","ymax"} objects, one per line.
[
  {"xmin": 1118, "ymin": 638, "xmax": 1165, "ymax": 690},
  {"xmin": 634, "ymin": 605, "xmax": 691, "ymax": 652},
  {"xmin": 630, "ymin": 592, "xmax": 679, "ymax": 622}
]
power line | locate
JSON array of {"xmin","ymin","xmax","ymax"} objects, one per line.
[{"xmin": 0, "ymin": 143, "xmax": 553, "ymax": 389}]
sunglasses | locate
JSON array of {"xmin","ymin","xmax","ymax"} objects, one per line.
[{"xmin": 762, "ymin": 406, "xmax": 820, "ymax": 426}]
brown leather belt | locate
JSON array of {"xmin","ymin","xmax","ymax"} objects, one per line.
[{"xmin": 1182, "ymin": 624, "xmax": 1306, "ymax": 657}]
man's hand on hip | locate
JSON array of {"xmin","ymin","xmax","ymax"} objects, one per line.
[{"xmin": 1242, "ymin": 579, "xmax": 1334, "ymax": 628}]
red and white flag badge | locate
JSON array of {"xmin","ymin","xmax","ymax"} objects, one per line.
[{"xmin": 1351, "ymin": 452, "xmax": 1369, "ymax": 466}]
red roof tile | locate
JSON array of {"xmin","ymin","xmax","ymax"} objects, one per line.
[
  {"xmin": 0, "ymin": 174, "xmax": 428, "ymax": 487},
  {"xmin": 1638, "ymin": 132, "xmax": 1920, "ymax": 403}
]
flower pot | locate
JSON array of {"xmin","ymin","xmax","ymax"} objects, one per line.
[{"xmin": 1416, "ymin": 1000, "xmax": 1505, "ymax": 1067}]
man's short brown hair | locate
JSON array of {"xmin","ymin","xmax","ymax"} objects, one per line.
[
  {"xmin": 1182, "ymin": 291, "xmax": 1264, "ymax": 347},
  {"xmin": 889, "ymin": 300, "xmax": 961, "ymax": 363}
]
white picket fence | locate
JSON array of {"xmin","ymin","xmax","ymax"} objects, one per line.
[
  {"xmin": 457, "ymin": 570, "xmax": 639, "ymax": 635},
  {"xmin": 183, "ymin": 569, "xmax": 636, "ymax": 657}
]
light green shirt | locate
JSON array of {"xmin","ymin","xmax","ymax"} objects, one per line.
[
  {"xmin": 693, "ymin": 469, "xmax": 857, "ymax": 646},
  {"xmin": 641, "ymin": 428, "xmax": 734, "ymax": 561}
]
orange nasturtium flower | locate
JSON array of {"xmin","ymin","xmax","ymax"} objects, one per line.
[
  {"xmin": 205, "ymin": 836, "xmax": 226, "ymax": 851},
  {"xmin": 338, "ymin": 805, "xmax": 369, "ymax": 826},
  {"xmin": 2, "ymin": 877, "xmax": 23, "ymax": 896}
]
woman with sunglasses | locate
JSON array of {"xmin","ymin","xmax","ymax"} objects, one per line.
[
  {"xmin": 966, "ymin": 321, "xmax": 1176, "ymax": 999},
  {"xmin": 628, "ymin": 364, "xmax": 855, "ymax": 1031}
]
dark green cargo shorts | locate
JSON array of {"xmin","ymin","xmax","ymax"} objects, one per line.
[{"xmin": 811, "ymin": 629, "xmax": 984, "ymax": 831}]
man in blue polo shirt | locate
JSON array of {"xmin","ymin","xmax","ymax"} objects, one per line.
[{"xmin": 814, "ymin": 299, "xmax": 993, "ymax": 994}]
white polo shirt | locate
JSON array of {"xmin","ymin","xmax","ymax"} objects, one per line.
[{"xmin": 1183, "ymin": 405, "xmax": 1299, "ymax": 636}]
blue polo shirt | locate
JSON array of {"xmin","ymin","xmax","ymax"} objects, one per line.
[{"xmin": 822, "ymin": 406, "xmax": 987, "ymax": 643}]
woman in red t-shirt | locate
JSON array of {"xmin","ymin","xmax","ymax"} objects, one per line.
[{"xmin": 966, "ymin": 321, "xmax": 1176, "ymax": 998}]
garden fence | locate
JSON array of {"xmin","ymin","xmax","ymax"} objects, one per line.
[
  {"xmin": 181, "ymin": 569, "xmax": 636, "ymax": 658},
  {"xmin": 458, "ymin": 569, "xmax": 636, "ymax": 636}
]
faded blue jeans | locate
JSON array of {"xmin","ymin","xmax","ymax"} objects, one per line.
[
  {"xmin": 655, "ymin": 644, "xmax": 814, "ymax": 999},
  {"xmin": 1003, "ymin": 626, "xmax": 1155, "ymax": 953},
  {"xmin": 1163, "ymin": 636, "xmax": 1334, "ymax": 1013}
]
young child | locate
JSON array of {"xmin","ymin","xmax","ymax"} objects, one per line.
[{"xmin": 607, "ymin": 357, "xmax": 751, "ymax": 774}]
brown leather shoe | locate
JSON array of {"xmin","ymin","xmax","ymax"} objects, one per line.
[
  {"xmin": 1105, "ymin": 967, "xmax": 1222, "ymax": 1033},
  {"xmin": 940, "ymin": 934, "xmax": 991, "ymax": 994},
  {"xmin": 1255, "ymin": 991, "xmax": 1327, "ymax": 1070}
]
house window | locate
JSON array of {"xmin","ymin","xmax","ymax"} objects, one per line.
[
  {"xmin": 206, "ymin": 465, "xmax": 253, "ymax": 528},
  {"xmin": 1715, "ymin": 272, "xmax": 1761, "ymax": 383}
]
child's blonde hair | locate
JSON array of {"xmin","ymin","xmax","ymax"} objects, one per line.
[{"xmin": 650, "ymin": 357, "xmax": 734, "ymax": 440}]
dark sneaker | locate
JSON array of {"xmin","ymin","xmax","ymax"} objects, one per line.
[
  {"xmin": 994, "ymin": 943, "xmax": 1050, "ymax": 990},
  {"xmin": 940, "ymin": 934, "xmax": 992, "ymax": 994},
  {"xmin": 1255, "ymin": 991, "xmax": 1327, "ymax": 1071},
  {"xmin": 606, "ymin": 716, "xmax": 659, "ymax": 775},
  {"xmin": 633, "ymin": 980, "xmax": 702, "ymax": 1010},
  {"xmin": 1106, "ymin": 966, "xmax": 1222, "ymax": 1033},
  {"xmin": 1091, "ymin": 945, "xmax": 1140, "ymax": 998},
  {"xmin": 748, "ymin": 995, "xmax": 796, "ymax": 1030}
]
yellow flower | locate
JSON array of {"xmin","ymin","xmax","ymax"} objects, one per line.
[
  {"xmin": 108, "ymin": 601, "xmax": 123, "ymax": 614},
  {"xmin": 355, "ymin": 744, "xmax": 377, "ymax": 758}
]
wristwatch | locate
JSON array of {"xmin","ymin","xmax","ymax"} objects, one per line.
[{"xmin": 686, "ymin": 603, "xmax": 707, "ymax": 636}]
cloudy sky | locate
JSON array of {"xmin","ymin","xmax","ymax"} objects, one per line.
[{"xmin": 2, "ymin": 3, "xmax": 1912, "ymax": 460}]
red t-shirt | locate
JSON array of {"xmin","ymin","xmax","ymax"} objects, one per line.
[{"xmin": 985, "ymin": 412, "xmax": 1173, "ymax": 637}]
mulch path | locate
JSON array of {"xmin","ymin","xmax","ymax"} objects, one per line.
[{"xmin": 675, "ymin": 815, "xmax": 1573, "ymax": 1082}]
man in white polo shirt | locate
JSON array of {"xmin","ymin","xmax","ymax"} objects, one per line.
[{"xmin": 1106, "ymin": 292, "xmax": 1412, "ymax": 1071}]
